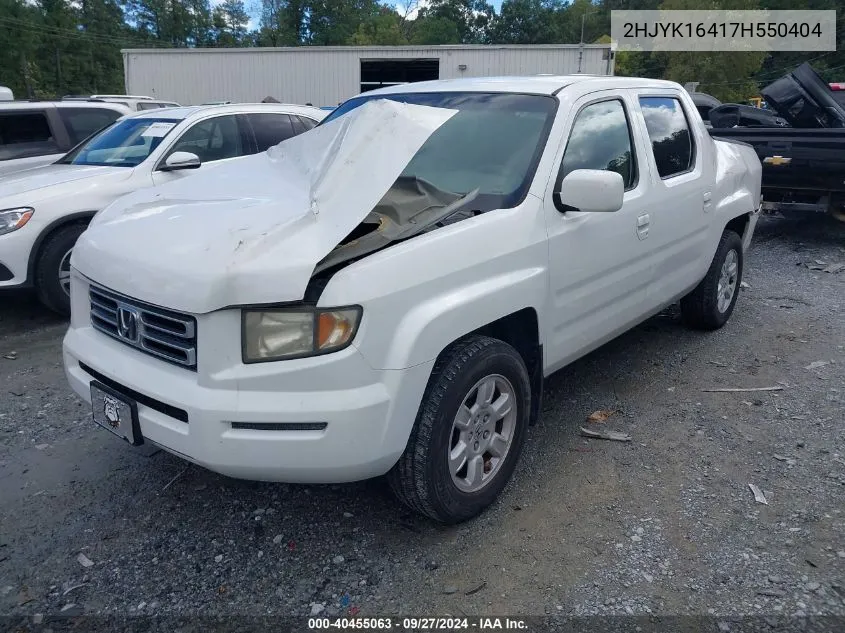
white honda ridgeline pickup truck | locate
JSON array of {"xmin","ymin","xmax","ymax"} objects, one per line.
[{"xmin": 63, "ymin": 76, "xmax": 761, "ymax": 523}]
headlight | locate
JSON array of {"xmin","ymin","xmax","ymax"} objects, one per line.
[
  {"xmin": 0, "ymin": 207, "xmax": 34, "ymax": 236},
  {"xmin": 242, "ymin": 306, "xmax": 362, "ymax": 362}
]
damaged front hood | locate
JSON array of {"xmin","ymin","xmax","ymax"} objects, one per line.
[{"xmin": 73, "ymin": 100, "xmax": 456, "ymax": 314}]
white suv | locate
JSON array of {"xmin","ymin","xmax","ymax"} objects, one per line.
[
  {"xmin": 0, "ymin": 103, "xmax": 326, "ymax": 315},
  {"xmin": 0, "ymin": 101, "xmax": 132, "ymax": 176}
]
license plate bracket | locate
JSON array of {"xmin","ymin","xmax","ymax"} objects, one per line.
[{"xmin": 90, "ymin": 381, "xmax": 143, "ymax": 446}]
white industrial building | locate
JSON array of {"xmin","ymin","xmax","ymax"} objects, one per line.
[{"xmin": 122, "ymin": 44, "xmax": 616, "ymax": 107}]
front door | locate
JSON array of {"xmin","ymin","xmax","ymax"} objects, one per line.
[
  {"xmin": 152, "ymin": 114, "xmax": 250, "ymax": 186},
  {"xmin": 542, "ymin": 92, "xmax": 656, "ymax": 373}
]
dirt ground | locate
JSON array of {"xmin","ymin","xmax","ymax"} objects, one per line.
[{"xmin": 1, "ymin": 213, "xmax": 844, "ymax": 623}]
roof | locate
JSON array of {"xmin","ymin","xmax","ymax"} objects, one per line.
[
  {"xmin": 0, "ymin": 100, "xmax": 133, "ymax": 112},
  {"xmin": 364, "ymin": 75, "xmax": 681, "ymax": 97},
  {"xmin": 121, "ymin": 44, "xmax": 612, "ymax": 55},
  {"xmin": 91, "ymin": 94, "xmax": 154, "ymax": 100},
  {"xmin": 128, "ymin": 102, "xmax": 328, "ymax": 121}
]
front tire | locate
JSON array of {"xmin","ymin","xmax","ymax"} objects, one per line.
[
  {"xmin": 387, "ymin": 336, "xmax": 531, "ymax": 524},
  {"xmin": 680, "ymin": 230, "xmax": 744, "ymax": 331},
  {"xmin": 34, "ymin": 223, "xmax": 87, "ymax": 317}
]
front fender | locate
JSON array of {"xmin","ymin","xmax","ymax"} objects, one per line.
[
  {"xmin": 375, "ymin": 266, "xmax": 546, "ymax": 370},
  {"xmin": 318, "ymin": 200, "xmax": 550, "ymax": 371}
]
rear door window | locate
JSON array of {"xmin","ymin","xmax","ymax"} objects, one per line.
[
  {"xmin": 291, "ymin": 116, "xmax": 307, "ymax": 135},
  {"xmin": 0, "ymin": 110, "xmax": 61, "ymax": 160},
  {"xmin": 296, "ymin": 115, "xmax": 317, "ymax": 131},
  {"xmin": 59, "ymin": 107, "xmax": 123, "ymax": 145},
  {"xmin": 638, "ymin": 97, "xmax": 695, "ymax": 178},
  {"xmin": 247, "ymin": 113, "xmax": 296, "ymax": 152}
]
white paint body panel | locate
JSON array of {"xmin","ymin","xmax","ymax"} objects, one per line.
[
  {"xmin": 63, "ymin": 76, "xmax": 761, "ymax": 483},
  {"xmin": 0, "ymin": 153, "xmax": 63, "ymax": 177},
  {"xmin": 0, "ymin": 103, "xmax": 327, "ymax": 288}
]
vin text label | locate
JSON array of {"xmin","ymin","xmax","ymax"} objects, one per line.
[{"xmin": 610, "ymin": 10, "xmax": 836, "ymax": 51}]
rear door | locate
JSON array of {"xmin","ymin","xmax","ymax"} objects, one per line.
[
  {"xmin": 542, "ymin": 91, "xmax": 656, "ymax": 371},
  {"xmin": 631, "ymin": 91, "xmax": 711, "ymax": 304},
  {"xmin": 58, "ymin": 107, "xmax": 124, "ymax": 147},
  {"xmin": 0, "ymin": 107, "xmax": 64, "ymax": 161}
]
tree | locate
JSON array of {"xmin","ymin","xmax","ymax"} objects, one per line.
[
  {"xmin": 410, "ymin": 16, "xmax": 461, "ymax": 44},
  {"xmin": 307, "ymin": 0, "xmax": 381, "ymax": 45},
  {"xmin": 349, "ymin": 8, "xmax": 407, "ymax": 45},
  {"xmin": 654, "ymin": 0, "xmax": 765, "ymax": 101},
  {"xmin": 0, "ymin": 0, "xmax": 42, "ymax": 97},
  {"xmin": 415, "ymin": 0, "xmax": 494, "ymax": 44},
  {"xmin": 212, "ymin": 0, "xmax": 249, "ymax": 46},
  {"xmin": 258, "ymin": 0, "xmax": 306, "ymax": 45}
]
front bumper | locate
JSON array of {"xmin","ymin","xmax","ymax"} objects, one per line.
[
  {"xmin": 63, "ymin": 275, "xmax": 433, "ymax": 483},
  {"xmin": 0, "ymin": 224, "xmax": 33, "ymax": 287}
]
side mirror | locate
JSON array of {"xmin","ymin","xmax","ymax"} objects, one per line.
[
  {"xmin": 557, "ymin": 169, "xmax": 624, "ymax": 213},
  {"xmin": 160, "ymin": 151, "xmax": 201, "ymax": 172}
]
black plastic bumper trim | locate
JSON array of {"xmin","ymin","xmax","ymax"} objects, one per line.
[{"xmin": 79, "ymin": 362, "xmax": 189, "ymax": 423}]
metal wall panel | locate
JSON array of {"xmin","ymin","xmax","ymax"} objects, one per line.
[{"xmin": 123, "ymin": 46, "xmax": 615, "ymax": 107}]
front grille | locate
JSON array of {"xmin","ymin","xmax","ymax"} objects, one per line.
[{"xmin": 89, "ymin": 285, "xmax": 197, "ymax": 370}]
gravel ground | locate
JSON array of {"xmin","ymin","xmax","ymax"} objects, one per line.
[{"xmin": 1, "ymin": 212, "xmax": 844, "ymax": 621}]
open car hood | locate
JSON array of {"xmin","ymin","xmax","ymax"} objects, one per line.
[{"xmin": 73, "ymin": 99, "xmax": 457, "ymax": 314}]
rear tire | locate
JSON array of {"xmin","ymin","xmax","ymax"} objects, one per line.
[
  {"xmin": 387, "ymin": 335, "xmax": 531, "ymax": 524},
  {"xmin": 34, "ymin": 223, "xmax": 87, "ymax": 317},
  {"xmin": 680, "ymin": 230, "xmax": 744, "ymax": 331}
]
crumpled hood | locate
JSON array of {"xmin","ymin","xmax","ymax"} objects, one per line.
[
  {"xmin": 73, "ymin": 100, "xmax": 456, "ymax": 314},
  {"xmin": 0, "ymin": 164, "xmax": 130, "ymax": 201}
]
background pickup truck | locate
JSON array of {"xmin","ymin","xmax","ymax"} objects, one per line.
[
  {"xmin": 64, "ymin": 76, "xmax": 762, "ymax": 524},
  {"xmin": 708, "ymin": 63, "xmax": 845, "ymax": 223}
]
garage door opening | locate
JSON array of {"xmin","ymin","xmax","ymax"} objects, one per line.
[{"xmin": 360, "ymin": 59, "xmax": 439, "ymax": 93}]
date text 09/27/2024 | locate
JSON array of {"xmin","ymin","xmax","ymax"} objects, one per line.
[{"xmin": 307, "ymin": 617, "xmax": 529, "ymax": 631}]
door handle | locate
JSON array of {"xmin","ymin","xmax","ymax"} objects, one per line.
[
  {"xmin": 636, "ymin": 213, "xmax": 650, "ymax": 240},
  {"xmin": 703, "ymin": 191, "xmax": 712, "ymax": 213}
]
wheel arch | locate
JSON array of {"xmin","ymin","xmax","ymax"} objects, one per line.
[
  {"xmin": 26, "ymin": 211, "xmax": 96, "ymax": 283},
  {"xmin": 725, "ymin": 213, "xmax": 749, "ymax": 239},
  {"xmin": 433, "ymin": 307, "xmax": 543, "ymax": 427}
]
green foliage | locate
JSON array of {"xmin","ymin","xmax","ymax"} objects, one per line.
[
  {"xmin": 415, "ymin": 0, "xmax": 494, "ymax": 44},
  {"xmin": 490, "ymin": 0, "xmax": 557, "ymax": 44},
  {"xmin": 212, "ymin": 0, "xmax": 250, "ymax": 46},
  {"xmin": 350, "ymin": 8, "xmax": 407, "ymax": 45},
  {"xmin": 652, "ymin": 0, "xmax": 766, "ymax": 101},
  {"xmin": 2, "ymin": 0, "xmax": 845, "ymax": 100},
  {"xmin": 409, "ymin": 16, "xmax": 461, "ymax": 44}
]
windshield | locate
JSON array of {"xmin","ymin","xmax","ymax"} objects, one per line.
[
  {"xmin": 59, "ymin": 117, "xmax": 180, "ymax": 167},
  {"xmin": 322, "ymin": 92, "xmax": 557, "ymax": 212}
]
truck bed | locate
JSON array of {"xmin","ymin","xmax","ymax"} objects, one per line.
[{"xmin": 710, "ymin": 127, "xmax": 845, "ymax": 200}]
